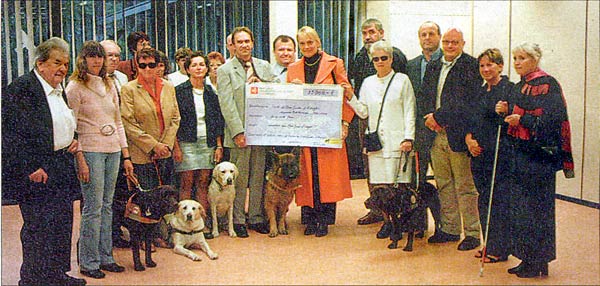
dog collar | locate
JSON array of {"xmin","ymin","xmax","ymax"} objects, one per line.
[
  {"xmin": 172, "ymin": 227, "xmax": 205, "ymax": 236},
  {"xmin": 265, "ymin": 173, "xmax": 302, "ymax": 193},
  {"xmin": 125, "ymin": 194, "xmax": 161, "ymax": 224}
]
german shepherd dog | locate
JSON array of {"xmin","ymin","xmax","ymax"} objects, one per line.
[
  {"xmin": 124, "ymin": 185, "xmax": 179, "ymax": 271},
  {"xmin": 264, "ymin": 147, "xmax": 301, "ymax": 238},
  {"xmin": 365, "ymin": 184, "xmax": 423, "ymax": 251}
]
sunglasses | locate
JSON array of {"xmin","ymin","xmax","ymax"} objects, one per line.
[
  {"xmin": 372, "ymin": 56, "xmax": 389, "ymax": 62},
  {"xmin": 138, "ymin": 62, "xmax": 157, "ymax": 69}
]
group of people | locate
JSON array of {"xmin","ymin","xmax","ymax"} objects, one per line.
[{"xmin": 1, "ymin": 17, "xmax": 574, "ymax": 286}]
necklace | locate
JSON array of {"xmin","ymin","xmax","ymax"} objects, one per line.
[{"xmin": 304, "ymin": 54, "xmax": 322, "ymax": 67}]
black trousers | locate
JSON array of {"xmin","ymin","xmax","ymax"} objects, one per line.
[
  {"xmin": 301, "ymin": 147, "xmax": 336, "ymax": 225},
  {"xmin": 19, "ymin": 194, "xmax": 73, "ymax": 283}
]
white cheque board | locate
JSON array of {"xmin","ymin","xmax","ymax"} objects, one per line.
[{"xmin": 245, "ymin": 82, "xmax": 344, "ymax": 148}]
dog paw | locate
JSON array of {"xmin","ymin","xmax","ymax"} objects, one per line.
[
  {"xmin": 188, "ymin": 254, "xmax": 202, "ymax": 261},
  {"xmin": 403, "ymin": 247, "xmax": 413, "ymax": 252},
  {"xmin": 134, "ymin": 265, "xmax": 145, "ymax": 271},
  {"xmin": 279, "ymin": 229, "xmax": 288, "ymax": 235},
  {"xmin": 212, "ymin": 231, "xmax": 220, "ymax": 238},
  {"xmin": 146, "ymin": 261, "xmax": 157, "ymax": 268},
  {"xmin": 268, "ymin": 232, "xmax": 278, "ymax": 238},
  {"xmin": 388, "ymin": 242, "xmax": 398, "ymax": 249},
  {"xmin": 208, "ymin": 253, "xmax": 218, "ymax": 260},
  {"xmin": 229, "ymin": 231, "xmax": 237, "ymax": 238}
]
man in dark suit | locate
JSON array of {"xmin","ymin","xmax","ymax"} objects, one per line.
[
  {"xmin": 407, "ymin": 21, "xmax": 443, "ymax": 235},
  {"xmin": 2, "ymin": 37, "xmax": 86, "ymax": 286},
  {"xmin": 350, "ymin": 18, "xmax": 408, "ymax": 225},
  {"xmin": 420, "ymin": 28, "xmax": 482, "ymax": 251}
]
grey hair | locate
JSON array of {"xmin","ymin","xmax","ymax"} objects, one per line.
[
  {"xmin": 362, "ymin": 18, "xmax": 383, "ymax": 31},
  {"xmin": 34, "ymin": 37, "xmax": 69, "ymax": 67},
  {"xmin": 100, "ymin": 39, "xmax": 122, "ymax": 53},
  {"xmin": 512, "ymin": 42, "xmax": 542, "ymax": 62},
  {"xmin": 369, "ymin": 40, "xmax": 393, "ymax": 58}
]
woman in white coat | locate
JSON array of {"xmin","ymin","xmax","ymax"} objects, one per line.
[{"xmin": 347, "ymin": 40, "xmax": 416, "ymax": 238}]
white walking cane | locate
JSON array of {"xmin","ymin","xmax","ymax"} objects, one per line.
[{"xmin": 479, "ymin": 124, "xmax": 502, "ymax": 277}]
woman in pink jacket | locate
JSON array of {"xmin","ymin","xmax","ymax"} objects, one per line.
[{"xmin": 66, "ymin": 41, "xmax": 134, "ymax": 279}]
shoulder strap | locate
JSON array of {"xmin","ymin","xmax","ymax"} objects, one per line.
[{"xmin": 368, "ymin": 73, "xmax": 396, "ymax": 133}]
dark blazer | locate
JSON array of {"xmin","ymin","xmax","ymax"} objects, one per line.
[
  {"xmin": 419, "ymin": 53, "xmax": 482, "ymax": 152},
  {"xmin": 175, "ymin": 80, "xmax": 224, "ymax": 147},
  {"xmin": 407, "ymin": 51, "xmax": 442, "ymax": 151},
  {"xmin": 2, "ymin": 71, "xmax": 78, "ymax": 202}
]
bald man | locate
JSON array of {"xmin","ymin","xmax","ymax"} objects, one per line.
[{"xmin": 420, "ymin": 28, "xmax": 482, "ymax": 251}]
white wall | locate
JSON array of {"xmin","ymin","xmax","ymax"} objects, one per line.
[
  {"xmin": 268, "ymin": 1, "xmax": 298, "ymax": 64},
  {"xmin": 366, "ymin": 0, "xmax": 599, "ymax": 204}
]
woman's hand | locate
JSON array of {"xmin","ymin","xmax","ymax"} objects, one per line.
[
  {"xmin": 289, "ymin": 78, "xmax": 303, "ymax": 84},
  {"xmin": 495, "ymin": 101, "xmax": 508, "ymax": 116},
  {"xmin": 466, "ymin": 133, "xmax": 482, "ymax": 157},
  {"xmin": 123, "ymin": 159, "xmax": 134, "ymax": 178},
  {"xmin": 173, "ymin": 147, "xmax": 183, "ymax": 163},
  {"xmin": 77, "ymin": 157, "xmax": 90, "ymax": 183},
  {"xmin": 341, "ymin": 123, "xmax": 349, "ymax": 140},
  {"xmin": 214, "ymin": 147, "xmax": 224, "ymax": 164},
  {"xmin": 152, "ymin": 143, "xmax": 172, "ymax": 159},
  {"xmin": 504, "ymin": 114, "xmax": 521, "ymax": 126},
  {"xmin": 341, "ymin": 82, "xmax": 354, "ymax": 100},
  {"xmin": 400, "ymin": 140, "xmax": 413, "ymax": 152}
]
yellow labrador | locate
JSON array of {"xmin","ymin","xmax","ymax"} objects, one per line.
[
  {"xmin": 208, "ymin": 161, "xmax": 238, "ymax": 238},
  {"xmin": 169, "ymin": 200, "xmax": 218, "ymax": 261}
]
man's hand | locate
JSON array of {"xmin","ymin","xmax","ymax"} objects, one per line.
[
  {"xmin": 234, "ymin": 133, "xmax": 247, "ymax": 148},
  {"xmin": 214, "ymin": 147, "xmax": 224, "ymax": 163},
  {"xmin": 29, "ymin": 168, "xmax": 48, "ymax": 184},
  {"xmin": 247, "ymin": 75, "xmax": 261, "ymax": 83},
  {"xmin": 341, "ymin": 82, "xmax": 354, "ymax": 100},
  {"xmin": 424, "ymin": 113, "xmax": 442, "ymax": 132},
  {"xmin": 466, "ymin": 133, "xmax": 483, "ymax": 157},
  {"xmin": 495, "ymin": 101, "xmax": 508, "ymax": 116}
]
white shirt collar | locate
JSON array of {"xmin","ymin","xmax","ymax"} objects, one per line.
[
  {"xmin": 34, "ymin": 69, "xmax": 62, "ymax": 96},
  {"xmin": 441, "ymin": 53, "xmax": 462, "ymax": 67}
]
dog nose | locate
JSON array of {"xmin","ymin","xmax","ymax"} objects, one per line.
[
  {"xmin": 226, "ymin": 178, "xmax": 233, "ymax": 185},
  {"xmin": 187, "ymin": 214, "xmax": 193, "ymax": 221}
]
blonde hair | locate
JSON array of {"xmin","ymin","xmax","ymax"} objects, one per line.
[{"xmin": 297, "ymin": 26, "xmax": 321, "ymax": 50}]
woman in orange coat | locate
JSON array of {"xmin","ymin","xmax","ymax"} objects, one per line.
[{"xmin": 287, "ymin": 26, "xmax": 355, "ymax": 237}]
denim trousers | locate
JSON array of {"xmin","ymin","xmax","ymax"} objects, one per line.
[{"xmin": 78, "ymin": 151, "xmax": 120, "ymax": 271}]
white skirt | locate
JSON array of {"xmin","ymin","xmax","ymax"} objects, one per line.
[{"xmin": 367, "ymin": 151, "xmax": 413, "ymax": 184}]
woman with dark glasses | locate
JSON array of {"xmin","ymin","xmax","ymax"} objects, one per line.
[
  {"xmin": 347, "ymin": 40, "xmax": 417, "ymax": 239},
  {"xmin": 120, "ymin": 47, "xmax": 181, "ymax": 191}
]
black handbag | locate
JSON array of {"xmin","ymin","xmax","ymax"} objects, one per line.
[{"xmin": 363, "ymin": 73, "xmax": 396, "ymax": 152}]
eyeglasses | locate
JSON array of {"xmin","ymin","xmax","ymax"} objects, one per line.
[
  {"xmin": 138, "ymin": 62, "xmax": 157, "ymax": 69},
  {"xmin": 442, "ymin": 40, "xmax": 461, "ymax": 46},
  {"xmin": 372, "ymin": 56, "xmax": 389, "ymax": 62}
]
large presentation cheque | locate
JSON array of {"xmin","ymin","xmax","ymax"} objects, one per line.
[{"xmin": 245, "ymin": 82, "xmax": 344, "ymax": 148}]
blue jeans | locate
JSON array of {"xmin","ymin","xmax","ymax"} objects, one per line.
[{"xmin": 77, "ymin": 151, "xmax": 120, "ymax": 271}]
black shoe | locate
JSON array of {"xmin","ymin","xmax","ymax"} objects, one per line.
[
  {"xmin": 248, "ymin": 222, "xmax": 270, "ymax": 234},
  {"xmin": 233, "ymin": 224, "xmax": 249, "ymax": 238},
  {"xmin": 515, "ymin": 262, "xmax": 549, "ymax": 278},
  {"xmin": 112, "ymin": 236, "xmax": 130, "ymax": 248},
  {"xmin": 376, "ymin": 222, "xmax": 392, "ymax": 239},
  {"xmin": 80, "ymin": 269, "xmax": 105, "ymax": 279},
  {"xmin": 52, "ymin": 274, "xmax": 87, "ymax": 286},
  {"xmin": 203, "ymin": 232, "xmax": 214, "ymax": 240},
  {"xmin": 304, "ymin": 223, "xmax": 317, "ymax": 235},
  {"xmin": 99, "ymin": 263, "xmax": 125, "ymax": 273},
  {"xmin": 427, "ymin": 231, "xmax": 460, "ymax": 243},
  {"xmin": 357, "ymin": 211, "xmax": 384, "ymax": 225},
  {"xmin": 457, "ymin": 236, "xmax": 480, "ymax": 251},
  {"xmin": 508, "ymin": 261, "xmax": 526, "ymax": 274},
  {"xmin": 315, "ymin": 223, "xmax": 328, "ymax": 237}
]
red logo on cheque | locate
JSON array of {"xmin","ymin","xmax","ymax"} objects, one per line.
[{"xmin": 250, "ymin": 87, "xmax": 258, "ymax": 94}]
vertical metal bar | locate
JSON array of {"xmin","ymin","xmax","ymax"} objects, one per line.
[
  {"xmin": 113, "ymin": 0, "xmax": 117, "ymax": 41},
  {"xmin": 15, "ymin": 0, "xmax": 24, "ymax": 76},
  {"xmin": 26, "ymin": 0, "xmax": 34, "ymax": 70},
  {"xmin": 184, "ymin": 0, "xmax": 188, "ymax": 48},
  {"xmin": 49, "ymin": 0, "xmax": 53, "ymax": 36},
  {"xmin": 4, "ymin": 1, "xmax": 13, "ymax": 82},
  {"xmin": 81, "ymin": 1, "xmax": 86, "ymax": 41},
  {"xmin": 174, "ymin": 0, "xmax": 178, "ymax": 50},
  {"xmin": 71, "ymin": 0, "xmax": 76, "ymax": 71},
  {"xmin": 92, "ymin": 0, "xmax": 97, "ymax": 40},
  {"xmin": 37, "ymin": 1, "xmax": 43, "ymax": 43}
]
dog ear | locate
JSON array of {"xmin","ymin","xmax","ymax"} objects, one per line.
[
  {"xmin": 196, "ymin": 202, "xmax": 207, "ymax": 220},
  {"xmin": 292, "ymin": 146, "xmax": 301, "ymax": 158},
  {"xmin": 267, "ymin": 150, "xmax": 279, "ymax": 167}
]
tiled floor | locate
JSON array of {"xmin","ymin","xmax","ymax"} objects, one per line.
[{"xmin": 2, "ymin": 179, "xmax": 599, "ymax": 285}]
